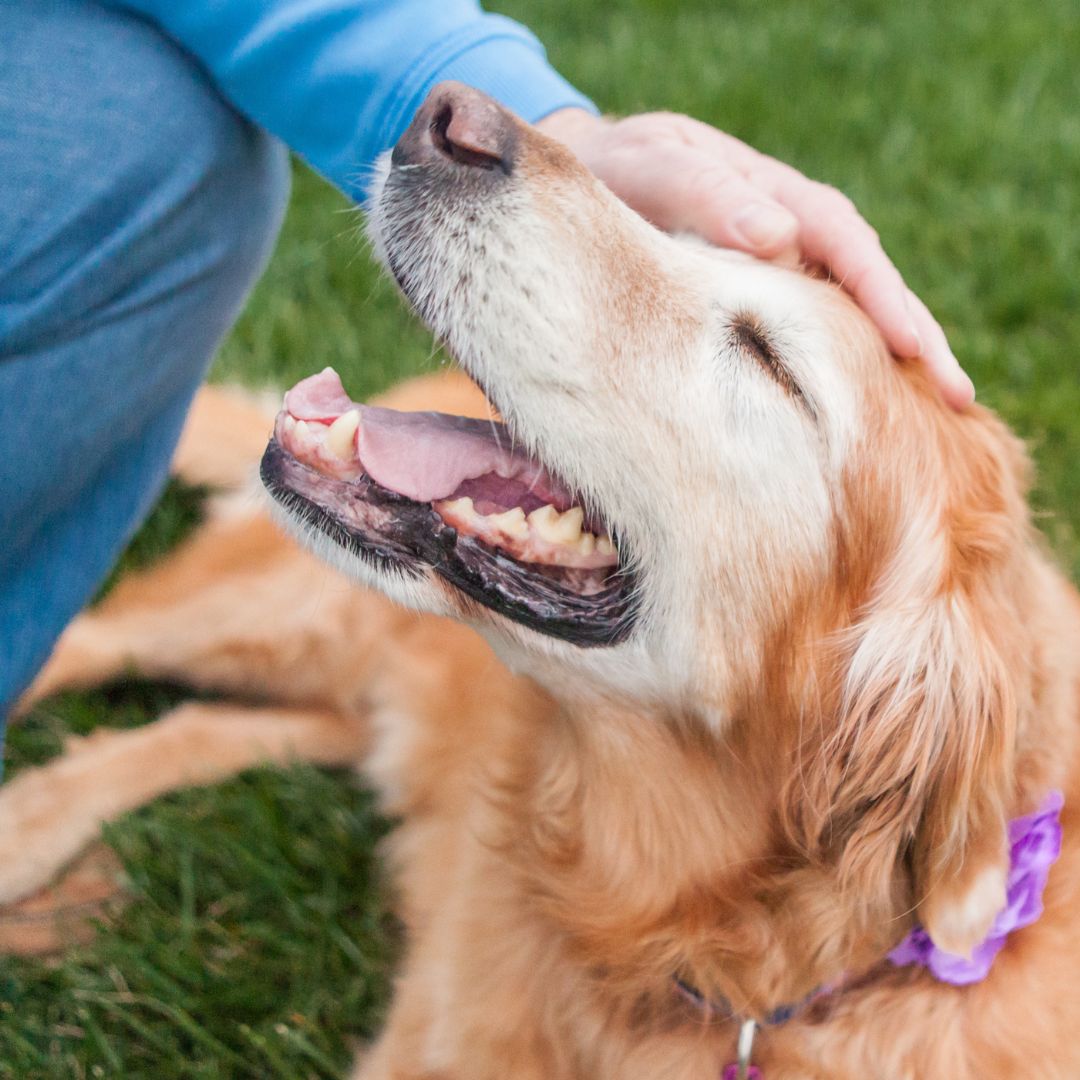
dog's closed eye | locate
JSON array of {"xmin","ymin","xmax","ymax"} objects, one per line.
[{"xmin": 730, "ymin": 312, "xmax": 814, "ymax": 419}]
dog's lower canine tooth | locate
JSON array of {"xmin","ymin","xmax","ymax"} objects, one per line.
[
  {"xmin": 325, "ymin": 410, "xmax": 360, "ymax": 460},
  {"xmin": 597, "ymin": 536, "xmax": 616, "ymax": 558}
]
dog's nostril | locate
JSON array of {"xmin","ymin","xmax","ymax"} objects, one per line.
[
  {"xmin": 429, "ymin": 100, "xmax": 508, "ymax": 172},
  {"xmin": 429, "ymin": 104, "xmax": 456, "ymax": 158},
  {"xmin": 393, "ymin": 83, "xmax": 517, "ymax": 174}
]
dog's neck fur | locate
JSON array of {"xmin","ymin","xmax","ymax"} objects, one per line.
[
  {"xmin": 499, "ymin": 472, "xmax": 1080, "ymax": 1026},
  {"xmin": 500, "ymin": 691, "xmax": 889, "ymax": 1022}
]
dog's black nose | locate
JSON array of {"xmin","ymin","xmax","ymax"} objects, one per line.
[{"xmin": 392, "ymin": 82, "xmax": 517, "ymax": 174}]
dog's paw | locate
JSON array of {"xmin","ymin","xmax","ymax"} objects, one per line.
[
  {"xmin": 0, "ymin": 768, "xmax": 105, "ymax": 904},
  {"xmin": 0, "ymin": 843, "xmax": 128, "ymax": 956}
]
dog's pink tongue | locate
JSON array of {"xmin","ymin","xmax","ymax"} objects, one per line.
[
  {"xmin": 360, "ymin": 406, "xmax": 551, "ymax": 502},
  {"xmin": 283, "ymin": 368, "xmax": 569, "ymax": 505}
]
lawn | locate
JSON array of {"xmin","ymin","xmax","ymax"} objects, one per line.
[{"xmin": 3, "ymin": 0, "xmax": 1078, "ymax": 1074}]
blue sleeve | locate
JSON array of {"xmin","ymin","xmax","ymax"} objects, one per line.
[{"xmin": 107, "ymin": 0, "xmax": 597, "ymax": 201}]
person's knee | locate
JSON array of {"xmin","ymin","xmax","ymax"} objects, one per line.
[
  {"xmin": 0, "ymin": 0, "xmax": 290, "ymax": 356},
  {"xmin": 0, "ymin": 2, "xmax": 293, "ymax": 719}
]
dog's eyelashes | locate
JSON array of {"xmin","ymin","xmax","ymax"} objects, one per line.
[{"xmin": 728, "ymin": 312, "xmax": 815, "ymax": 420}]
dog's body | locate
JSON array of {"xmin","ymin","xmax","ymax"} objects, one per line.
[{"xmin": 6, "ymin": 83, "xmax": 1080, "ymax": 1077}]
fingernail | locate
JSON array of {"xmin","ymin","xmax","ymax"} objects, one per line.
[
  {"xmin": 955, "ymin": 368, "xmax": 976, "ymax": 406},
  {"xmin": 904, "ymin": 321, "xmax": 924, "ymax": 358},
  {"xmin": 732, "ymin": 204, "xmax": 797, "ymax": 249},
  {"xmin": 937, "ymin": 352, "xmax": 974, "ymax": 408}
]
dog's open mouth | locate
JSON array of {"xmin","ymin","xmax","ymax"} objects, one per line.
[{"xmin": 261, "ymin": 368, "xmax": 636, "ymax": 645}]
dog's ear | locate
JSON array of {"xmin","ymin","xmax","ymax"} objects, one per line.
[
  {"xmin": 826, "ymin": 590, "xmax": 1015, "ymax": 956},
  {"xmin": 787, "ymin": 411, "xmax": 1031, "ymax": 956}
]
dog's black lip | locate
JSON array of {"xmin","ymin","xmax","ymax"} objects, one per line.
[{"xmin": 260, "ymin": 439, "xmax": 638, "ymax": 647}]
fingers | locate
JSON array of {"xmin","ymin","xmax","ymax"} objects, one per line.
[
  {"xmin": 751, "ymin": 167, "xmax": 919, "ymax": 353},
  {"xmin": 600, "ymin": 144, "xmax": 800, "ymax": 257},
  {"xmin": 544, "ymin": 111, "xmax": 976, "ymax": 410},
  {"xmin": 550, "ymin": 112, "xmax": 800, "ymax": 255},
  {"xmin": 751, "ymin": 162, "xmax": 974, "ymax": 409},
  {"xmin": 904, "ymin": 290, "xmax": 975, "ymax": 408},
  {"xmin": 672, "ymin": 128, "xmax": 921, "ymax": 357}
]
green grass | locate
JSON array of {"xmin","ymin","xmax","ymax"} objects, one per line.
[
  {"xmin": 0, "ymin": 761, "xmax": 394, "ymax": 1079},
  {"xmin": 3, "ymin": 0, "xmax": 1078, "ymax": 1073}
]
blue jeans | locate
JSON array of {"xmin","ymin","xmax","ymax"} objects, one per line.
[{"xmin": 0, "ymin": 1, "xmax": 291, "ymax": 727}]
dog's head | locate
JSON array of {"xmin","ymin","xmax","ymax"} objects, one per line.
[{"xmin": 264, "ymin": 83, "xmax": 1038, "ymax": 1006}]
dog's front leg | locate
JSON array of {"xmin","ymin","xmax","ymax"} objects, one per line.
[
  {"xmin": 350, "ymin": 830, "xmax": 566, "ymax": 1080},
  {"xmin": 354, "ymin": 987, "xmax": 559, "ymax": 1080},
  {"xmin": 0, "ymin": 701, "xmax": 366, "ymax": 905}
]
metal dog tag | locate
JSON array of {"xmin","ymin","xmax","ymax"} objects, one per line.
[
  {"xmin": 736, "ymin": 1019, "xmax": 757, "ymax": 1078},
  {"xmin": 721, "ymin": 1019, "xmax": 761, "ymax": 1080}
]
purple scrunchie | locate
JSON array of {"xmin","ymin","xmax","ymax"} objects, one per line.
[{"xmin": 888, "ymin": 790, "xmax": 1064, "ymax": 985}]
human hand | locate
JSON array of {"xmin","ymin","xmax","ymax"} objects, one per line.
[{"xmin": 536, "ymin": 108, "xmax": 973, "ymax": 410}]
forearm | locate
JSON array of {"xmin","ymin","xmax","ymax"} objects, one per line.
[{"xmin": 106, "ymin": 0, "xmax": 595, "ymax": 199}]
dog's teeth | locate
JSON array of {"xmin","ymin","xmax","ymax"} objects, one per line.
[
  {"xmin": 442, "ymin": 496, "xmax": 475, "ymax": 518},
  {"xmin": 597, "ymin": 536, "xmax": 616, "ymax": 558},
  {"xmin": 552, "ymin": 507, "xmax": 585, "ymax": 543},
  {"xmin": 283, "ymin": 415, "xmax": 297, "ymax": 434},
  {"xmin": 527, "ymin": 505, "xmax": 584, "ymax": 545},
  {"xmin": 325, "ymin": 410, "xmax": 360, "ymax": 460},
  {"xmin": 578, "ymin": 532, "xmax": 596, "ymax": 556},
  {"xmin": 527, "ymin": 505, "xmax": 560, "ymax": 541},
  {"xmin": 487, "ymin": 507, "xmax": 528, "ymax": 540}
]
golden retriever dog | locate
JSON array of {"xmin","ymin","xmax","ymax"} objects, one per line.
[{"xmin": 4, "ymin": 82, "xmax": 1080, "ymax": 1077}]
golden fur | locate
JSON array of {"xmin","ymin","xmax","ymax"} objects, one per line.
[
  {"xmin": 4, "ymin": 92, "xmax": 1080, "ymax": 1076},
  {"xmin": 2, "ymin": 363, "xmax": 1078, "ymax": 1077}
]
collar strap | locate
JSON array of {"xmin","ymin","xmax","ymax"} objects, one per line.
[
  {"xmin": 673, "ymin": 975, "xmax": 833, "ymax": 1027},
  {"xmin": 675, "ymin": 790, "xmax": 1064, "ymax": 1028}
]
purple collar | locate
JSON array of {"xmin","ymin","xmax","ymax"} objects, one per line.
[
  {"xmin": 679, "ymin": 791, "xmax": 1064, "ymax": 1078},
  {"xmin": 888, "ymin": 789, "xmax": 1064, "ymax": 983}
]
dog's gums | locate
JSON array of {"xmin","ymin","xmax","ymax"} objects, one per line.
[{"xmin": 262, "ymin": 367, "xmax": 636, "ymax": 645}]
